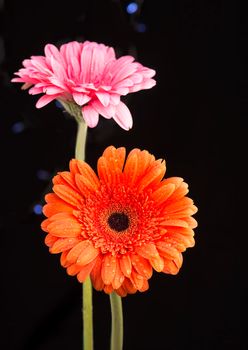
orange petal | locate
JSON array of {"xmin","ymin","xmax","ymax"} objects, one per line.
[
  {"xmin": 130, "ymin": 270, "xmax": 145, "ymax": 290},
  {"xmin": 137, "ymin": 162, "xmax": 165, "ymax": 193},
  {"xmin": 123, "ymin": 277, "xmax": 137, "ymax": 294},
  {"xmin": 45, "ymin": 234, "xmax": 57, "ymax": 247},
  {"xmin": 77, "ymin": 259, "xmax": 96, "ymax": 283},
  {"xmin": 149, "ymin": 255, "xmax": 164, "ymax": 272},
  {"xmin": 135, "ymin": 242, "xmax": 159, "ymax": 259},
  {"xmin": 90, "ymin": 256, "xmax": 104, "ymax": 291},
  {"xmin": 77, "ymin": 242, "xmax": 99, "ymax": 266},
  {"xmin": 168, "ymin": 207, "xmax": 197, "ymax": 218},
  {"xmin": 53, "ymin": 172, "xmax": 77, "ymax": 190},
  {"xmin": 97, "ymin": 156, "xmax": 112, "ymax": 184},
  {"xmin": 156, "ymin": 241, "xmax": 179, "ymax": 259},
  {"xmin": 69, "ymin": 159, "xmax": 79, "ymax": 175},
  {"xmin": 166, "ymin": 226, "xmax": 195, "ymax": 237},
  {"xmin": 164, "ymin": 197, "xmax": 194, "ymax": 213},
  {"xmin": 47, "ymin": 218, "xmax": 82, "ymax": 238},
  {"xmin": 182, "ymin": 216, "xmax": 198, "ymax": 229},
  {"xmin": 168, "ymin": 182, "xmax": 189, "ymax": 201},
  {"xmin": 115, "ymin": 286, "xmax": 127, "ymax": 297},
  {"xmin": 139, "ymin": 278, "xmax": 149, "ymax": 292},
  {"xmin": 104, "ymin": 284, "xmax": 114, "ymax": 294},
  {"xmin": 47, "ymin": 212, "xmax": 76, "ymax": 221},
  {"xmin": 44, "ymin": 193, "xmax": 61, "ymax": 203},
  {"xmin": 75, "ymin": 173, "xmax": 98, "ymax": 195},
  {"xmin": 43, "ymin": 202, "xmax": 74, "ymax": 217},
  {"xmin": 50, "ymin": 237, "xmax": 80, "ymax": 253},
  {"xmin": 162, "ymin": 177, "xmax": 184, "ymax": 189},
  {"xmin": 101, "ymin": 254, "xmax": 117, "ymax": 285},
  {"xmin": 112, "ymin": 259, "xmax": 125, "ymax": 289},
  {"xmin": 136, "ymin": 150, "xmax": 155, "ymax": 175},
  {"xmin": 161, "ymin": 219, "xmax": 189, "ymax": 228},
  {"xmin": 151, "ymin": 183, "xmax": 175, "ymax": 204},
  {"xmin": 174, "ymin": 253, "xmax": 183, "ymax": 269},
  {"xmin": 162, "ymin": 256, "xmax": 182, "ymax": 275},
  {"xmin": 41, "ymin": 218, "xmax": 51, "ymax": 232},
  {"xmin": 123, "ymin": 152, "xmax": 138, "ymax": 185},
  {"xmin": 53, "ymin": 184, "xmax": 82, "ymax": 207},
  {"xmin": 102, "ymin": 146, "xmax": 126, "ymax": 174},
  {"xmin": 66, "ymin": 240, "xmax": 92, "ymax": 264},
  {"xmin": 130, "ymin": 254, "xmax": 152, "ymax": 279},
  {"xmin": 60, "ymin": 251, "xmax": 71, "ymax": 268},
  {"xmin": 119, "ymin": 254, "xmax": 132, "ymax": 277},
  {"xmin": 76, "ymin": 160, "xmax": 100, "ymax": 190},
  {"xmin": 166, "ymin": 232, "xmax": 195, "ymax": 249},
  {"xmin": 67, "ymin": 263, "xmax": 83, "ymax": 276}
]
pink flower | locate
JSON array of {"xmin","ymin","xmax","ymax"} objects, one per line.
[{"xmin": 12, "ymin": 41, "xmax": 156, "ymax": 130}]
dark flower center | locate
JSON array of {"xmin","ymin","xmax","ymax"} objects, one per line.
[{"xmin": 108, "ymin": 212, "xmax": 130, "ymax": 232}]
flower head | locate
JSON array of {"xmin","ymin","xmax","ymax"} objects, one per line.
[
  {"xmin": 12, "ymin": 41, "xmax": 156, "ymax": 130},
  {"xmin": 41, "ymin": 146, "xmax": 197, "ymax": 296}
]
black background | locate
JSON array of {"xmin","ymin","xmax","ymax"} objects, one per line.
[{"xmin": 0, "ymin": 1, "xmax": 241, "ymax": 349}]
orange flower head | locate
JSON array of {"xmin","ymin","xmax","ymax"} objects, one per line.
[{"xmin": 41, "ymin": 146, "xmax": 198, "ymax": 296}]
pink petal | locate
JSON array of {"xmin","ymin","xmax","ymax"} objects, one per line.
[
  {"xmin": 50, "ymin": 56, "xmax": 66, "ymax": 80},
  {"xmin": 113, "ymin": 78, "xmax": 134, "ymax": 89},
  {"xmin": 130, "ymin": 78, "xmax": 156, "ymax": 92},
  {"xmin": 82, "ymin": 105, "xmax": 99, "ymax": 127},
  {"xmin": 113, "ymin": 101, "xmax": 133, "ymax": 130},
  {"xmin": 11, "ymin": 78, "xmax": 25, "ymax": 82},
  {"xmin": 91, "ymin": 100, "xmax": 115, "ymax": 119},
  {"xmin": 95, "ymin": 92, "xmax": 110, "ymax": 107},
  {"xmin": 45, "ymin": 44, "xmax": 66, "ymax": 67},
  {"xmin": 29, "ymin": 86, "xmax": 43, "ymax": 95},
  {"xmin": 36, "ymin": 94, "xmax": 59, "ymax": 108},
  {"xmin": 110, "ymin": 61, "xmax": 137, "ymax": 84},
  {"xmin": 73, "ymin": 92, "xmax": 91, "ymax": 106},
  {"xmin": 45, "ymin": 86, "xmax": 65, "ymax": 95},
  {"xmin": 138, "ymin": 67, "xmax": 156, "ymax": 78},
  {"xmin": 109, "ymin": 93, "xmax": 120, "ymax": 106}
]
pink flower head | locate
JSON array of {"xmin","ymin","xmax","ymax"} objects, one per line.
[{"xmin": 12, "ymin": 41, "xmax": 156, "ymax": 130}]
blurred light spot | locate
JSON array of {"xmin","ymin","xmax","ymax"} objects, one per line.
[
  {"xmin": 11, "ymin": 121, "xmax": 25, "ymax": 134},
  {"xmin": 136, "ymin": 22, "xmax": 147, "ymax": 33},
  {"xmin": 55, "ymin": 100, "xmax": 63, "ymax": 109},
  {"xmin": 36, "ymin": 169, "xmax": 50, "ymax": 181},
  {"xmin": 0, "ymin": 38, "xmax": 5, "ymax": 64},
  {"xmin": 126, "ymin": 2, "xmax": 138, "ymax": 14},
  {"xmin": 33, "ymin": 204, "xmax": 43, "ymax": 215}
]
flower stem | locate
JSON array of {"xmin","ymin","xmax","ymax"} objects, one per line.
[
  {"xmin": 82, "ymin": 278, "xmax": 93, "ymax": 350},
  {"xmin": 75, "ymin": 120, "xmax": 88, "ymax": 161},
  {"xmin": 74, "ymin": 120, "xmax": 93, "ymax": 350},
  {"xmin": 110, "ymin": 292, "xmax": 123, "ymax": 350}
]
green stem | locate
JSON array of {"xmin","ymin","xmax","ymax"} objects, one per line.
[
  {"xmin": 82, "ymin": 278, "xmax": 93, "ymax": 350},
  {"xmin": 74, "ymin": 120, "xmax": 93, "ymax": 350},
  {"xmin": 110, "ymin": 292, "xmax": 123, "ymax": 350},
  {"xmin": 75, "ymin": 120, "xmax": 87, "ymax": 161}
]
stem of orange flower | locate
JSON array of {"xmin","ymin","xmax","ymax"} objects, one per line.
[
  {"xmin": 110, "ymin": 292, "xmax": 123, "ymax": 350},
  {"xmin": 82, "ymin": 278, "xmax": 93, "ymax": 350},
  {"xmin": 75, "ymin": 120, "xmax": 93, "ymax": 350}
]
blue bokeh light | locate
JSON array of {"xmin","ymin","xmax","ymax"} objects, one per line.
[
  {"xmin": 33, "ymin": 204, "xmax": 43, "ymax": 215},
  {"xmin": 36, "ymin": 169, "xmax": 50, "ymax": 181},
  {"xmin": 126, "ymin": 2, "xmax": 138, "ymax": 14},
  {"xmin": 11, "ymin": 121, "xmax": 25, "ymax": 134},
  {"xmin": 136, "ymin": 22, "xmax": 147, "ymax": 33},
  {"xmin": 55, "ymin": 100, "xmax": 63, "ymax": 109}
]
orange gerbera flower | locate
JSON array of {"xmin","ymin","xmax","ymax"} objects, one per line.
[{"xmin": 41, "ymin": 146, "xmax": 198, "ymax": 296}]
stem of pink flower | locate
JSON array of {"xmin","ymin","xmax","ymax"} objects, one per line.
[
  {"xmin": 110, "ymin": 292, "xmax": 123, "ymax": 350},
  {"xmin": 75, "ymin": 120, "xmax": 87, "ymax": 161},
  {"xmin": 75, "ymin": 120, "xmax": 93, "ymax": 350}
]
